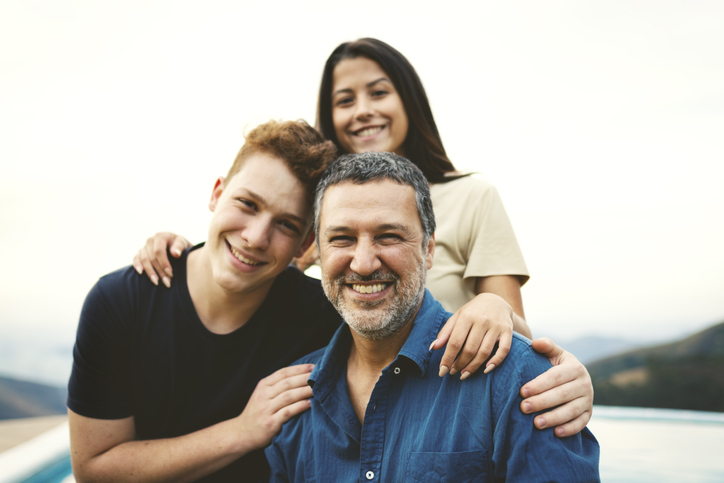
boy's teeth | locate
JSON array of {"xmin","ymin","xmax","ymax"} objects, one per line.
[
  {"xmin": 352, "ymin": 283, "xmax": 387, "ymax": 294},
  {"xmin": 356, "ymin": 126, "xmax": 382, "ymax": 137},
  {"xmin": 231, "ymin": 246, "xmax": 260, "ymax": 266}
]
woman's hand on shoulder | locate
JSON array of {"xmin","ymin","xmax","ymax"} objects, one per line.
[
  {"xmin": 132, "ymin": 232, "xmax": 192, "ymax": 287},
  {"xmin": 431, "ymin": 293, "xmax": 515, "ymax": 380},
  {"xmin": 520, "ymin": 337, "xmax": 594, "ymax": 437}
]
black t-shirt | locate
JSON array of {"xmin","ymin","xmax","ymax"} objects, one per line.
[{"xmin": 68, "ymin": 245, "xmax": 342, "ymax": 481}]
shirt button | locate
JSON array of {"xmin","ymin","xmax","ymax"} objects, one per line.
[
  {"xmin": 366, "ymin": 470, "xmax": 374, "ymax": 480},
  {"xmin": 394, "ymin": 367, "xmax": 401, "ymax": 374}
]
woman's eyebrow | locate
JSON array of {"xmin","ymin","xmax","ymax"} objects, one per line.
[{"xmin": 332, "ymin": 77, "xmax": 390, "ymax": 98}]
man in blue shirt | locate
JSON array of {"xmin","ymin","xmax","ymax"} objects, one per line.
[{"xmin": 266, "ymin": 152, "xmax": 600, "ymax": 482}]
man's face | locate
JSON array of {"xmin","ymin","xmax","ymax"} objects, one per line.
[
  {"xmin": 318, "ymin": 179, "xmax": 434, "ymax": 340},
  {"xmin": 206, "ymin": 152, "xmax": 314, "ymax": 297}
]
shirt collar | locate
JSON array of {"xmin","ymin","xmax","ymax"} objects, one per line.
[{"xmin": 309, "ymin": 289, "xmax": 449, "ymax": 401}]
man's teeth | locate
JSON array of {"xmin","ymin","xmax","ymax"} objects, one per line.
[
  {"xmin": 352, "ymin": 283, "xmax": 387, "ymax": 294},
  {"xmin": 231, "ymin": 247, "xmax": 260, "ymax": 266},
  {"xmin": 356, "ymin": 126, "xmax": 383, "ymax": 137}
]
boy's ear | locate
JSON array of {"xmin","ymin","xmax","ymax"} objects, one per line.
[
  {"xmin": 295, "ymin": 230, "xmax": 316, "ymax": 258},
  {"xmin": 208, "ymin": 177, "xmax": 225, "ymax": 212}
]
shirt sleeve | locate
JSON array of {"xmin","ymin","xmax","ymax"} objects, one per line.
[
  {"xmin": 67, "ymin": 274, "xmax": 134, "ymax": 419},
  {"xmin": 490, "ymin": 341, "xmax": 600, "ymax": 482}
]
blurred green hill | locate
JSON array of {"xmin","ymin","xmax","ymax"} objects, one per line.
[{"xmin": 588, "ymin": 321, "xmax": 724, "ymax": 412}]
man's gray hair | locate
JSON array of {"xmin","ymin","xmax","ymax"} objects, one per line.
[{"xmin": 314, "ymin": 152, "xmax": 436, "ymax": 247}]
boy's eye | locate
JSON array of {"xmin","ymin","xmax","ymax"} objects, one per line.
[
  {"xmin": 238, "ymin": 199, "xmax": 256, "ymax": 210},
  {"xmin": 280, "ymin": 221, "xmax": 300, "ymax": 234}
]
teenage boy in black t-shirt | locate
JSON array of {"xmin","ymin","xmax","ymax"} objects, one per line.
[{"xmin": 68, "ymin": 120, "xmax": 342, "ymax": 482}]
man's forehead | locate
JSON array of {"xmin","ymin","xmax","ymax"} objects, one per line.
[{"xmin": 320, "ymin": 180, "xmax": 420, "ymax": 228}]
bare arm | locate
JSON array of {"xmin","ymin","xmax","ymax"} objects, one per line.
[{"xmin": 69, "ymin": 364, "xmax": 314, "ymax": 482}]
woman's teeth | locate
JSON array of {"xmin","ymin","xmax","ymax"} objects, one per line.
[
  {"xmin": 352, "ymin": 283, "xmax": 387, "ymax": 294},
  {"xmin": 231, "ymin": 246, "xmax": 260, "ymax": 266},
  {"xmin": 355, "ymin": 126, "xmax": 383, "ymax": 137}
]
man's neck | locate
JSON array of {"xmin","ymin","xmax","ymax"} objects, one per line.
[
  {"xmin": 186, "ymin": 246, "xmax": 273, "ymax": 335},
  {"xmin": 345, "ymin": 311, "xmax": 418, "ymax": 423}
]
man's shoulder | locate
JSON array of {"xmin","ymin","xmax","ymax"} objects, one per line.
[
  {"xmin": 290, "ymin": 346, "xmax": 327, "ymax": 366},
  {"xmin": 492, "ymin": 333, "xmax": 552, "ymax": 384}
]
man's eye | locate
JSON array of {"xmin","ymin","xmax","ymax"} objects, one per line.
[
  {"xmin": 379, "ymin": 234, "xmax": 402, "ymax": 243},
  {"xmin": 329, "ymin": 236, "xmax": 353, "ymax": 244}
]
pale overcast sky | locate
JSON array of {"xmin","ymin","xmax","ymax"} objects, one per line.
[{"xmin": 1, "ymin": 1, "xmax": 723, "ymax": 375}]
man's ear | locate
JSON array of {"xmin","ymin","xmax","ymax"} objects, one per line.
[
  {"xmin": 208, "ymin": 177, "xmax": 225, "ymax": 212},
  {"xmin": 295, "ymin": 229, "xmax": 316, "ymax": 258},
  {"xmin": 425, "ymin": 233, "xmax": 435, "ymax": 270}
]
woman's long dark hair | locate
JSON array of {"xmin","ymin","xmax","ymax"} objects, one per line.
[{"xmin": 316, "ymin": 38, "xmax": 465, "ymax": 184}]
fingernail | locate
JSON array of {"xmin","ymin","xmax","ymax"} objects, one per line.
[
  {"xmin": 555, "ymin": 427, "xmax": 565, "ymax": 437},
  {"xmin": 522, "ymin": 387, "xmax": 530, "ymax": 398},
  {"xmin": 536, "ymin": 417, "xmax": 547, "ymax": 429},
  {"xmin": 428, "ymin": 339, "xmax": 438, "ymax": 351},
  {"xmin": 484, "ymin": 363, "xmax": 495, "ymax": 374},
  {"xmin": 134, "ymin": 265, "xmax": 142, "ymax": 275},
  {"xmin": 151, "ymin": 275, "xmax": 159, "ymax": 286},
  {"xmin": 460, "ymin": 371, "xmax": 470, "ymax": 381},
  {"xmin": 523, "ymin": 402, "xmax": 531, "ymax": 413},
  {"xmin": 162, "ymin": 277, "xmax": 171, "ymax": 288},
  {"xmin": 449, "ymin": 367, "xmax": 458, "ymax": 376},
  {"xmin": 172, "ymin": 249, "xmax": 181, "ymax": 256},
  {"xmin": 164, "ymin": 267, "xmax": 173, "ymax": 277},
  {"xmin": 438, "ymin": 365, "xmax": 449, "ymax": 377}
]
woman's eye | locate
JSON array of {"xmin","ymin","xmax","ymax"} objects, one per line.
[
  {"xmin": 335, "ymin": 97, "xmax": 353, "ymax": 107},
  {"xmin": 371, "ymin": 89, "xmax": 388, "ymax": 97}
]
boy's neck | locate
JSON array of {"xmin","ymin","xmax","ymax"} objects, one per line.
[{"xmin": 186, "ymin": 245, "xmax": 273, "ymax": 334}]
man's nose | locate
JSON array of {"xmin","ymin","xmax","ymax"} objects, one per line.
[{"xmin": 349, "ymin": 239, "xmax": 382, "ymax": 276}]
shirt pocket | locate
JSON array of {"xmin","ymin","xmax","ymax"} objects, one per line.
[{"xmin": 405, "ymin": 450, "xmax": 489, "ymax": 482}]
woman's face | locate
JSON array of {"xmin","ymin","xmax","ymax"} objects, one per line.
[{"xmin": 331, "ymin": 57, "xmax": 409, "ymax": 156}]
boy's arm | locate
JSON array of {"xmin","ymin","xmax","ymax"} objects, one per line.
[{"xmin": 69, "ymin": 364, "xmax": 314, "ymax": 482}]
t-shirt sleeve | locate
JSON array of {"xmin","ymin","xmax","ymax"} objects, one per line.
[
  {"xmin": 462, "ymin": 179, "xmax": 529, "ymax": 284},
  {"xmin": 67, "ymin": 273, "xmax": 134, "ymax": 419},
  {"xmin": 490, "ymin": 340, "xmax": 600, "ymax": 481}
]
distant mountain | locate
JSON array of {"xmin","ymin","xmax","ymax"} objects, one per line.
[
  {"xmin": 588, "ymin": 321, "xmax": 724, "ymax": 412},
  {"xmin": 561, "ymin": 336, "xmax": 645, "ymax": 365},
  {"xmin": 0, "ymin": 375, "xmax": 67, "ymax": 420}
]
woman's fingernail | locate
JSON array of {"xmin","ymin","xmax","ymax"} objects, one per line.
[
  {"xmin": 460, "ymin": 371, "xmax": 470, "ymax": 381},
  {"xmin": 439, "ymin": 365, "xmax": 449, "ymax": 377},
  {"xmin": 484, "ymin": 364, "xmax": 495, "ymax": 374},
  {"xmin": 428, "ymin": 339, "xmax": 438, "ymax": 351},
  {"xmin": 164, "ymin": 267, "xmax": 173, "ymax": 277},
  {"xmin": 162, "ymin": 277, "xmax": 171, "ymax": 288},
  {"xmin": 150, "ymin": 275, "xmax": 159, "ymax": 286},
  {"xmin": 449, "ymin": 367, "xmax": 458, "ymax": 376}
]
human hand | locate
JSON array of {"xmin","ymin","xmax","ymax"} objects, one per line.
[
  {"xmin": 293, "ymin": 244, "xmax": 320, "ymax": 272},
  {"xmin": 132, "ymin": 232, "xmax": 192, "ymax": 287},
  {"xmin": 235, "ymin": 364, "xmax": 315, "ymax": 451},
  {"xmin": 520, "ymin": 337, "xmax": 594, "ymax": 437},
  {"xmin": 431, "ymin": 293, "xmax": 514, "ymax": 380}
]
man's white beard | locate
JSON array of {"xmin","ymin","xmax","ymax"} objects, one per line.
[{"xmin": 322, "ymin": 261, "xmax": 427, "ymax": 341}]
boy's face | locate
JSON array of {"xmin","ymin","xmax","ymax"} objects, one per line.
[{"xmin": 206, "ymin": 152, "xmax": 314, "ymax": 297}]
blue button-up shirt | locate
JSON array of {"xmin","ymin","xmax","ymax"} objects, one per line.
[{"xmin": 266, "ymin": 291, "xmax": 600, "ymax": 482}]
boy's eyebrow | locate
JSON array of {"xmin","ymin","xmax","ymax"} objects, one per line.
[
  {"xmin": 240, "ymin": 188, "xmax": 309, "ymax": 226},
  {"xmin": 332, "ymin": 77, "xmax": 390, "ymax": 98}
]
